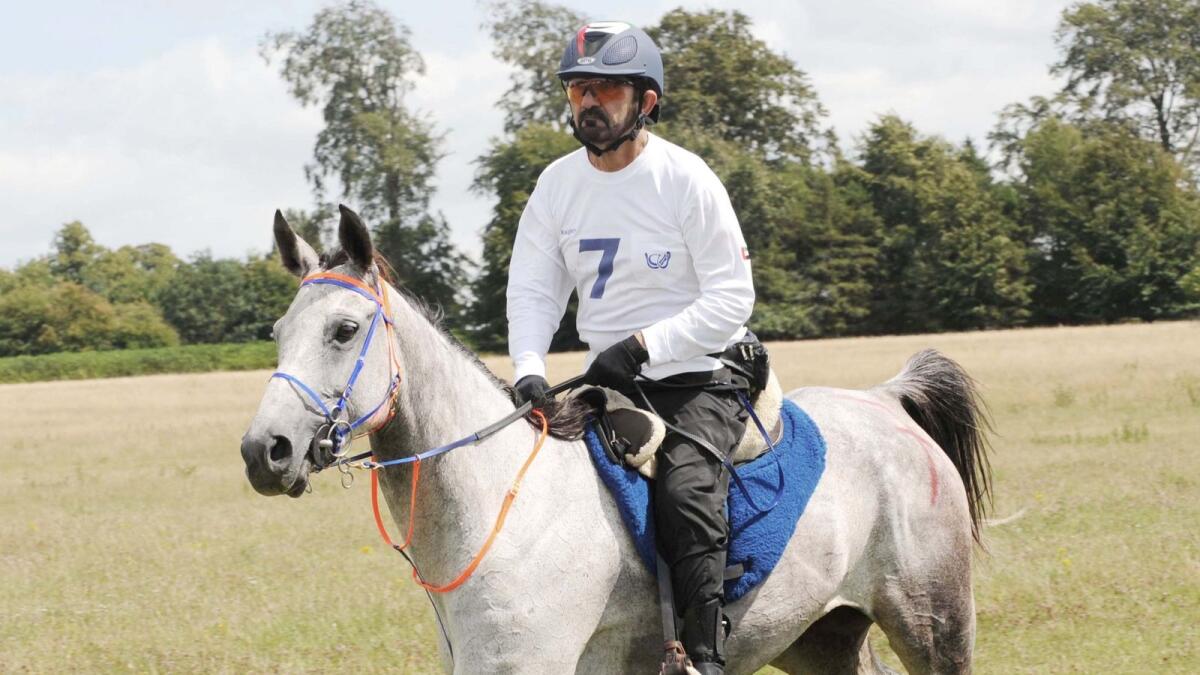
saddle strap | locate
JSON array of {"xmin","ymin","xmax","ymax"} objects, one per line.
[{"xmin": 657, "ymin": 553, "xmax": 678, "ymax": 644}]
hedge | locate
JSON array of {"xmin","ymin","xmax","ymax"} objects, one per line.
[{"xmin": 0, "ymin": 342, "xmax": 277, "ymax": 384}]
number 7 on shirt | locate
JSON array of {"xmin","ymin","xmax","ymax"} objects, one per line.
[{"xmin": 578, "ymin": 238, "xmax": 620, "ymax": 299}]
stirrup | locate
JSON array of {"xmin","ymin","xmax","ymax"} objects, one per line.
[{"xmin": 659, "ymin": 640, "xmax": 693, "ymax": 675}]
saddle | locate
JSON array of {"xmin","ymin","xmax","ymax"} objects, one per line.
[{"xmin": 570, "ymin": 368, "xmax": 785, "ymax": 479}]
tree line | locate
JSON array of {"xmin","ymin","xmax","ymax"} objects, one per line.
[
  {"xmin": 2, "ymin": 0, "xmax": 1197, "ymax": 359},
  {"xmin": 0, "ymin": 222, "xmax": 295, "ymax": 356}
]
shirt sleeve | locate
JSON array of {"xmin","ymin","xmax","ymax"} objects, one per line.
[
  {"xmin": 640, "ymin": 168, "xmax": 755, "ymax": 366},
  {"xmin": 506, "ymin": 184, "xmax": 574, "ymax": 382}
]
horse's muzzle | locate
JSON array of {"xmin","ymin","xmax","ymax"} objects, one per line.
[{"xmin": 240, "ymin": 431, "xmax": 309, "ymax": 497}]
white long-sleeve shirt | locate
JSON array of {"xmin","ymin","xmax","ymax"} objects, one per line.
[{"xmin": 507, "ymin": 133, "xmax": 755, "ymax": 382}]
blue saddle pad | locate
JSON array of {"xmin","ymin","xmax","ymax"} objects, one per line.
[{"xmin": 584, "ymin": 398, "xmax": 826, "ymax": 602}]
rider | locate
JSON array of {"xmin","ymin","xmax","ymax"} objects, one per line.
[{"xmin": 506, "ymin": 22, "xmax": 755, "ymax": 674}]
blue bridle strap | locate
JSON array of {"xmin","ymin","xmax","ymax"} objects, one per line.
[
  {"xmin": 270, "ymin": 371, "xmax": 333, "ymax": 418},
  {"xmin": 270, "ymin": 274, "xmax": 400, "ymax": 461}
]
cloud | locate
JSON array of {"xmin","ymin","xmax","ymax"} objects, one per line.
[
  {"xmin": 645, "ymin": 0, "xmax": 1072, "ymax": 151},
  {"xmin": 409, "ymin": 45, "xmax": 516, "ymax": 262},
  {"xmin": 0, "ymin": 37, "xmax": 319, "ymax": 266},
  {"xmin": 0, "ymin": 0, "xmax": 1079, "ymax": 270}
]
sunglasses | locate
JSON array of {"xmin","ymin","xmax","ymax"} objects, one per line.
[{"xmin": 564, "ymin": 78, "xmax": 633, "ymax": 107}]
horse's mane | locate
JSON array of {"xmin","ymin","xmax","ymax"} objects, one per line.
[{"xmin": 317, "ymin": 248, "xmax": 590, "ymax": 441}]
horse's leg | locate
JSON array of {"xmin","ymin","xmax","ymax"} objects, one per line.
[
  {"xmin": 768, "ymin": 606, "xmax": 897, "ymax": 675},
  {"xmin": 870, "ymin": 542, "xmax": 976, "ymax": 674}
]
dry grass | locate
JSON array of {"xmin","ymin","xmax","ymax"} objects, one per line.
[{"xmin": 1, "ymin": 322, "xmax": 1197, "ymax": 673}]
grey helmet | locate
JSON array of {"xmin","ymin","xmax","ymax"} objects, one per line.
[{"xmin": 557, "ymin": 21, "xmax": 664, "ymax": 123}]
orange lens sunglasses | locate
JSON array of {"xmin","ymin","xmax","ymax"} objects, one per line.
[{"xmin": 564, "ymin": 78, "xmax": 632, "ymax": 107}]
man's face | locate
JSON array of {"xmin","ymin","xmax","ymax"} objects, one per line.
[{"xmin": 565, "ymin": 77, "xmax": 639, "ymax": 148}]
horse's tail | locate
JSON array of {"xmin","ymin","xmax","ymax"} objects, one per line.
[{"xmin": 879, "ymin": 349, "xmax": 994, "ymax": 544}]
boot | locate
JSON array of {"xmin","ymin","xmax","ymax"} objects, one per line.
[{"xmin": 681, "ymin": 599, "xmax": 728, "ymax": 674}]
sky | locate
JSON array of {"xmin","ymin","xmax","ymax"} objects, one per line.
[{"xmin": 0, "ymin": 0, "xmax": 1074, "ymax": 268}]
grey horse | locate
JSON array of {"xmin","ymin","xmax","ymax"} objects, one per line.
[{"xmin": 241, "ymin": 206, "xmax": 992, "ymax": 674}]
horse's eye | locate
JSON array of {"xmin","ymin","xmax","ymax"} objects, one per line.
[{"xmin": 334, "ymin": 321, "xmax": 359, "ymax": 344}]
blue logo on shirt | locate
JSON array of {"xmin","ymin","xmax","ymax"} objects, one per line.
[{"xmin": 645, "ymin": 251, "xmax": 671, "ymax": 269}]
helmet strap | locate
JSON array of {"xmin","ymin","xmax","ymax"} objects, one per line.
[
  {"xmin": 571, "ymin": 114, "xmax": 647, "ymax": 157},
  {"xmin": 569, "ymin": 88, "xmax": 651, "ymax": 157}
]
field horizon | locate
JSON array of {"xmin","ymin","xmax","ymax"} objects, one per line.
[{"xmin": 2, "ymin": 320, "xmax": 1197, "ymax": 672}]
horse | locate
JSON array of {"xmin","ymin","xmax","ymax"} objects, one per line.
[{"xmin": 240, "ymin": 205, "xmax": 992, "ymax": 674}]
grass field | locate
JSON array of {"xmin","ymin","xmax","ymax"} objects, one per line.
[{"xmin": 1, "ymin": 322, "xmax": 1197, "ymax": 673}]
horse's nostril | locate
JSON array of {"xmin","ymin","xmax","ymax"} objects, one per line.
[{"xmin": 269, "ymin": 435, "xmax": 293, "ymax": 464}]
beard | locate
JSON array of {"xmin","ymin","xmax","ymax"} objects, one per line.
[{"xmin": 575, "ymin": 107, "xmax": 628, "ymax": 147}]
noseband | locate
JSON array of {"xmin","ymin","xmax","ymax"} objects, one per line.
[{"xmin": 271, "ymin": 271, "xmax": 402, "ymax": 471}]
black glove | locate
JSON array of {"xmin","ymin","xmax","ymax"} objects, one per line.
[
  {"xmin": 514, "ymin": 374, "xmax": 553, "ymax": 408},
  {"xmin": 583, "ymin": 334, "xmax": 649, "ymax": 389}
]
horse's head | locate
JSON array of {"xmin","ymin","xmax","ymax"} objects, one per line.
[{"xmin": 240, "ymin": 205, "xmax": 400, "ymax": 497}]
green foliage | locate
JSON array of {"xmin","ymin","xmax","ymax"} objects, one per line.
[
  {"xmin": 795, "ymin": 164, "xmax": 884, "ymax": 336},
  {"xmin": 0, "ymin": 282, "xmax": 178, "ymax": 356},
  {"xmin": 0, "ymin": 258, "xmax": 55, "ymax": 293},
  {"xmin": 648, "ymin": 9, "xmax": 825, "ymax": 163},
  {"xmin": 659, "ymin": 124, "xmax": 819, "ymax": 338},
  {"xmin": 374, "ymin": 213, "xmax": 472, "ymax": 326},
  {"xmin": 1013, "ymin": 118, "xmax": 1200, "ymax": 322},
  {"xmin": 49, "ymin": 221, "xmax": 101, "ymax": 284},
  {"xmin": 0, "ymin": 341, "xmax": 276, "ymax": 384},
  {"xmin": 860, "ymin": 116, "xmax": 1032, "ymax": 332},
  {"xmin": 1054, "ymin": 0, "xmax": 1200, "ymax": 168},
  {"xmin": 158, "ymin": 254, "xmax": 296, "ymax": 344},
  {"xmin": 263, "ymin": 0, "xmax": 468, "ymax": 325},
  {"xmin": 280, "ymin": 207, "xmax": 334, "ymax": 251},
  {"xmin": 469, "ymin": 123, "xmax": 580, "ymax": 351},
  {"xmin": 482, "ymin": 0, "xmax": 584, "ymax": 132},
  {"xmin": 473, "ymin": 6, "xmax": 835, "ymax": 346},
  {"xmin": 82, "ymin": 243, "xmax": 180, "ymax": 304}
]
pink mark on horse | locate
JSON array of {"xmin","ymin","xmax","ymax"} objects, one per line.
[{"xmin": 833, "ymin": 393, "xmax": 940, "ymax": 506}]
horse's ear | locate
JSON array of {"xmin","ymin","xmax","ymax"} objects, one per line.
[
  {"xmin": 337, "ymin": 204, "xmax": 374, "ymax": 270},
  {"xmin": 273, "ymin": 209, "xmax": 319, "ymax": 278}
]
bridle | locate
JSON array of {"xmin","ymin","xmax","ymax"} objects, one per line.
[{"xmin": 270, "ymin": 271, "xmax": 402, "ymax": 473}]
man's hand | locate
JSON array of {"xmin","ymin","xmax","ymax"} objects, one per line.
[
  {"xmin": 583, "ymin": 334, "xmax": 649, "ymax": 389},
  {"xmin": 514, "ymin": 375, "xmax": 553, "ymax": 408}
]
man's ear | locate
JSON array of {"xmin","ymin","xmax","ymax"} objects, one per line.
[
  {"xmin": 640, "ymin": 89, "xmax": 659, "ymax": 118},
  {"xmin": 337, "ymin": 204, "xmax": 374, "ymax": 271},
  {"xmin": 273, "ymin": 210, "xmax": 320, "ymax": 278}
]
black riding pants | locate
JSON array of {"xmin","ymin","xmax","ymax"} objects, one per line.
[{"xmin": 621, "ymin": 370, "xmax": 749, "ymax": 614}]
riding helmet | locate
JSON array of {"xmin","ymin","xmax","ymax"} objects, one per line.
[{"xmin": 557, "ymin": 21, "xmax": 663, "ymax": 122}]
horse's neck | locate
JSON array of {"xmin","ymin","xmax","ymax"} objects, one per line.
[
  {"xmin": 370, "ymin": 284, "xmax": 540, "ymax": 578},
  {"xmin": 382, "ymin": 288, "xmax": 515, "ymax": 451}
]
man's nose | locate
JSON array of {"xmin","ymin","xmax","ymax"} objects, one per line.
[{"xmin": 580, "ymin": 88, "xmax": 600, "ymax": 106}]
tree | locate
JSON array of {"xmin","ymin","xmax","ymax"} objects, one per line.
[
  {"xmin": 158, "ymin": 254, "xmax": 296, "ymax": 344},
  {"xmin": 82, "ymin": 243, "xmax": 180, "ymax": 305},
  {"xmin": 49, "ymin": 221, "xmax": 101, "ymax": 284},
  {"xmin": 649, "ymin": 9, "xmax": 826, "ymax": 164},
  {"xmin": 794, "ymin": 163, "xmax": 884, "ymax": 336},
  {"xmin": 1054, "ymin": 0, "xmax": 1200, "ymax": 169},
  {"xmin": 0, "ymin": 282, "xmax": 177, "ymax": 356},
  {"xmin": 482, "ymin": 0, "xmax": 584, "ymax": 133},
  {"xmin": 860, "ymin": 116, "xmax": 1031, "ymax": 332},
  {"xmin": 279, "ymin": 207, "xmax": 334, "ymax": 251},
  {"xmin": 470, "ymin": 123, "xmax": 580, "ymax": 351},
  {"xmin": 472, "ymin": 4, "xmax": 835, "ymax": 347},
  {"xmin": 1013, "ymin": 118, "xmax": 1200, "ymax": 322},
  {"xmin": 263, "ymin": 0, "xmax": 468, "ymax": 323}
]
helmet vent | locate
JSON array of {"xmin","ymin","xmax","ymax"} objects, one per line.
[{"xmin": 602, "ymin": 36, "xmax": 638, "ymax": 65}]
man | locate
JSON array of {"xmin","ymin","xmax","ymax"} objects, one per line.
[{"xmin": 506, "ymin": 21, "xmax": 754, "ymax": 674}]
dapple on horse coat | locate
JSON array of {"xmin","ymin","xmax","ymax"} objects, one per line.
[{"xmin": 241, "ymin": 206, "xmax": 992, "ymax": 674}]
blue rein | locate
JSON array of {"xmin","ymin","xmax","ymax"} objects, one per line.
[{"xmin": 268, "ymin": 273, "xmax": 782, "ymax": 520}]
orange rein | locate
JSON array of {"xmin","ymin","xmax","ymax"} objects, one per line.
[
  {"xmin": 301, "ymin": 270, "xmax": 549, "ymax": 594},
  {"xmin": 370, "ymin": 409, "xmax": 550, "ymax": 593}
]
